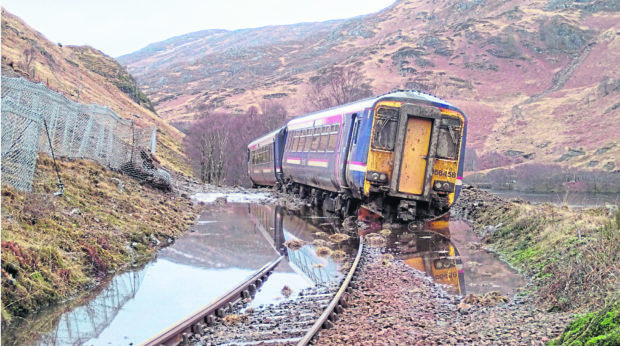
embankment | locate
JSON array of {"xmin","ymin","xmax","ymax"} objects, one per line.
[
  {"xmin": 452, "ymin": 186, "xmax": 619, "ymax": 344},
  {"xmin": 1, "ymin": 155, "xmax": 199, "ymax": 327}
]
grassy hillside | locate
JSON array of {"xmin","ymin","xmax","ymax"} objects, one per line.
[
  {"xmin": 122, "ymin": 0, "xmax": 620, "ymax": 174},
  {"xmin": 1, "ymin": 156, "xmax": 198, "ymax": 327},
  {"xmin": 1, "ymin": 8, "xmax": 192, "ymax": 176},
  {"xmin": 455, "ymin": 187, "xmax": 619, "ymax": 344}
]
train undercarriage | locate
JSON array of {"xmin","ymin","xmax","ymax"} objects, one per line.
[{"xmin": 279, "ymin": 181, "xmax": 447, "ymax": 224}]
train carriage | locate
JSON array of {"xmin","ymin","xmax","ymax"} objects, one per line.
[
  {"xmin": 247, "ymin": 127, "xmax": 286, "ymax": 187},
  {"xmin": 344, "ymin": 90, "xmax": 468, "ymax": 220},
  {"xmin": 250, "ymin": 89, "xmax": 467, "ymax": 221}
]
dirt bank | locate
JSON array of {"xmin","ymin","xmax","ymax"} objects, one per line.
[{"xmin": 1, "ymin": 156, "xmax": 201, "ymax": 327}]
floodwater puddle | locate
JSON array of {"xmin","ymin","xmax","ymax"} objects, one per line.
[
  {"xmin": 363, "ymin": 215, "xmax": 526, "ymax": 297},
  {"xmin": 4, "ymin": 198, "xmax": 522, "ymax": 345},
  {"xmin": 4, "ymin": 202, "xmax": 357, "ymax": 345}
]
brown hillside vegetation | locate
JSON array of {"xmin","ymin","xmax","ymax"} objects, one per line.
[
  {"xmin": 1, "ymin": 8, "xmax": 191, "ymax": 175},
  {"xmin": 0, "ymin": 155, "xmax": 198, "ymax": 327},
  {"xmin": 121, "ymin": 0, "xmax": 620, "ymax": 173}
]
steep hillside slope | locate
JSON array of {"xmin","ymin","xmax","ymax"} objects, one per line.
[
  {"xmin": 1, "ymin": 9, "xmax": 190, "ymax": 175},
  {"xmin": 121, "ymin": 0, "xmax": 620, "ymax": 173}
]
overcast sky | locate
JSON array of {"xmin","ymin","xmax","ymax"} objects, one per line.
[{"xmin": 2, "ymin": 0, "xmax": 395, "ymax": 58}]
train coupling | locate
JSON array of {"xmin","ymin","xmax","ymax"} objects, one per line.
[{"xmin": 397, "ymin": 200, "xmax": 417, "ymax": 221}]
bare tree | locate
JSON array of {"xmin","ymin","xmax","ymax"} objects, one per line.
[
  {"xmin": 306, "ymin": 66, "xmax": 373, "ymax": 111},
  {"xmin": 185, "ymin": 102, "xmax": 289, "ymax": 186},
  {"xmin": 23, "ymin": 47, "xmax": 37, "ymax": 76}
]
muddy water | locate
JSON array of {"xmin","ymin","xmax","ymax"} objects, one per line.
[
  {"xmin": 364, "ymin": 218, "xmax": 526, "ymax": 297},
  {"xmin": 4, "ymin": 203, "xmax": 357, "ymax": 346}
]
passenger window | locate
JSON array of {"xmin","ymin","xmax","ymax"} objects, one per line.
[
  {"xmin": 437, "ymin": 117, "xmax": 462, "ymax": 160},
  {"xmin": 310, "ymin": 128, "xmax": 320, "ymax": 151},
  {"xmin": 291, "ymin": 132, "xmax": 298, "ymax": 152},
  {"xmin": 295, "ymin": 131, "xmax": 302, "ymax": 152},
  {"xmin": 371, "ymin": 108, "xmax": 398, "ymax": 151},
  {"xmin": 327, "ymin": 124, "xmax": 340, "ymax": 152},
  {"xmin": 303, "ymin": 129, "xmax": 312, "ymax": 152},
  {"xmin": 318, "ymin": 127, "xmax": 329, "ymax": 151}
]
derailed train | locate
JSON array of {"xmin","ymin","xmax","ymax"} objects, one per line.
[{"xmin": 247, "ymin": 90, "xmax": 467, "ymax": 221}]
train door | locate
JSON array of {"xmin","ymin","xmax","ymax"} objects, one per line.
[
  {"xmin": 341, "ymin": 113, "xmax": 358, "ymax": 189},
  {"xmin": 390, "ymin": 104, "xmax": 441, "ymax": 198}
]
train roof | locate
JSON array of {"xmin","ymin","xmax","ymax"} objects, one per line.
[
  {"xmin": 248, "ymin": 127, "xmax": 284, "ymax": 149},
  {"xmin": 286, "ymin": 89, "xmax": 464, "ymax": 129}
]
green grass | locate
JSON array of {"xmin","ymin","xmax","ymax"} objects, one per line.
[{"xmin": 550, "ymin": 301, "xmax": 620, "ymax": 345}]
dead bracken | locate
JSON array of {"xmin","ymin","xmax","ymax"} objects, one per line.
[
  {"xmin": 222, "ymin": 314, "xmax": 249, "ymax": 325},
  {"xmin": 379, "ymin": 228, "xmax": 392, "ymax": 237},
  {"xmin": 463, "ymin": 291, "xmax": 509, "ymax": 307},
  {"xmin": 328, "ymin": 233, "xmax": 351, "ymax": 243},
  {"xmin": 381, "ymin": 253, "xmax": 394, "ymax": 265},
  {"xmin": 284, "ymin": 239, "xmax": 304, "ymax": 250},
  {"xmin": 316, "ymin": 246, "xmax": 332, "ymax": 257},
  {"xmin": 366, "ymin": 233, "xmax": 387, "ymax": 247},
  {"xmin": 313, "ymin": 239, "xmax": 329, "ymax": 247},
  {"xmin": 330, "ymin": 250, "xmax": 348, "ymax": 262}
]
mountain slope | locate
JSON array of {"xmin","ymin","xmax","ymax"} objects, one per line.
[
  {"xmin": 1, "ymin": 9, "xmax": 190, "ymax": 175},
  {"xmin": 121, "ymin": 0, "xmax": 620, "ymax": 173}
]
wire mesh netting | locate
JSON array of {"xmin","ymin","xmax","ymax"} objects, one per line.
[{"xmin": 1, "ymin": 77, "xmax": 171, "ymax": 192}]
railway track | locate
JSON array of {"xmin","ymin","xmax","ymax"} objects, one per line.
[{"xmin": 144, "ymin": 238, "xmax": 364, "ymax": 346}]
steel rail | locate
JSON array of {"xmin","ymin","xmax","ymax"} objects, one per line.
[
  {"xmin": 296, "ymin": 237, "xmax": 364, "ymax": 345},
  {"xmin": 143, "ymin": 255, "xmax": 284, "ymax": 346}
]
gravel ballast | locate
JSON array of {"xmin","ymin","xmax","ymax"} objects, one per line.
[{"xmin": 314, "ymin": 248, "xmax": 571, "ymax": 345}]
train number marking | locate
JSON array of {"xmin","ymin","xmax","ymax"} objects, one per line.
[{"xmin": 433, "ymin": 169, "xmax": 456, "ymax": 179}]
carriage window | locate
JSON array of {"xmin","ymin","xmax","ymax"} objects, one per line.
[
  {"xmin": 291, "ymin": 131, "xmax": 298, "ymax": 152},
  {"xmin": 371, "ymin": 107, "xmax": 399, "ymax": 151},
  {"xmin": 310, "ymin": 128, "xmax": 321, "ymax": 151},
  {"xmin": 303, "ymin": 129, "xmax": 312, "ymax": 152},
  {"xmin": 437, "ymin": 116, "xmax": 462, "ymax": 160},
  {"xmin": 327, "ymin": 124, "xmax": 340, "ymax": 152},
  {"xmin": 318, "ymin": 127, "xmax": 329, "ymax": 151},
  {"xmin": 296, "ymin": 130, "xmax": 302, "ymax": 151}
]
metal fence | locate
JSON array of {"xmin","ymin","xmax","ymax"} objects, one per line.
[{"xmin": 1, "ymin": 77, "xmax": 165, "ymax": 192}]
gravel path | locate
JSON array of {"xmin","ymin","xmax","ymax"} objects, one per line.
[{"xmin": 315, "ymin": 248, "xmax": 571, "ymax": 345}]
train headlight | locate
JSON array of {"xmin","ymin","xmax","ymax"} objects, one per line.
[
  {"xmin": 433, "ymin": 180, "xmax": 454, "ymax": 192},
  {"xmin": 366, "ymin": 171, "xmax": 388, "ymax": 184}
]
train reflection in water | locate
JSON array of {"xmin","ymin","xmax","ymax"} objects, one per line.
[
  {"xmin": 248, "ymin": 204, "xmax": 359, "ymax": 286},
  {"xmin": 250, "ymin": 203, "xmax": 465, "ymax": 295},
  {"xmin": 396, "ymin": 230, "xmax": 466, "ymax": 295}
]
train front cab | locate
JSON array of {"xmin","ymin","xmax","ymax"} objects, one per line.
[{"xmin": 364, "ymin": 99, "xmax": 467, "ymax": 220}]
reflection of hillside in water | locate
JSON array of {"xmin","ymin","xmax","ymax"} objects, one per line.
[
  {"xmin": 160, "ymin": 204, "xmax": 280, "ymax": 270},
  {"xmin": 448, "ymin": 221, "xmax": 526, "ymax": 296}
]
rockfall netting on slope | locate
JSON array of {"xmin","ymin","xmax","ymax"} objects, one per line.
[{"xmin": 1, "ymin": 77, "xmax": 170, "ymax": 192}]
